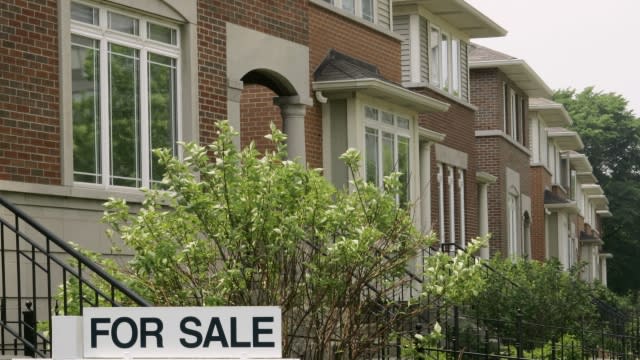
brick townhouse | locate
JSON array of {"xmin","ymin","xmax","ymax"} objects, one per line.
[
  {"xmin": 391, "ymin": 0, "xmax": 506, "ymax": 248},
  {"xmin": 469, "ymin": 43, "xmax": 552, "ymax": 258},
  {"xmin": 468, "ymin": 44, "xmax": 612, "ymax": 281},
  {"xmin": 0, "ymin": 0, "xmax": 612, "ymax": 319},
  {"xmin": 0, "ymin": 0, "xmax": 511, "ymax": 256}
]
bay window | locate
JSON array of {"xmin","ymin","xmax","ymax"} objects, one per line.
[{"xmin": 70, "ymin": 1, "xmax": 180, "ymax": 188}]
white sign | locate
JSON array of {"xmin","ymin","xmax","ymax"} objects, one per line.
[{"xmin": 82, "ymin": 307, "xmax": 281, "ymax": 358}]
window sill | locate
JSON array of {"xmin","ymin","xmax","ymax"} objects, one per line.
[
  {"xmin": 309, "ymin": 0, "xmax": 403, "ymax": 41},
  {"xmin": 0, "ymin": 180, "xmax": 146, "ymax": 205},
  {"xmin": 403, "ymin": 81, "xmax": 477, "ymax": 111}
]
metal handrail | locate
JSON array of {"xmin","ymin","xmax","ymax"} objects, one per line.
[
  {"xmin": 0, "ymin": 197, "xmax": 150, "ymax": 307},
  {"xmin": 0, "ymin": 195, "xmax": 152, "ymax": 357}
]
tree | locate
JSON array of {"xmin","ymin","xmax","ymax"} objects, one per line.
[
  {"xmin": 554, "ymin": 87, "xmax": 640, "ymax": 294},
  {"xmin": 98, "ymin": 121, "xmax": 485, "ymax": 359}
]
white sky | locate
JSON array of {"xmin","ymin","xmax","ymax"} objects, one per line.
[{"xmin": 464, "ymin": 0, "xmax": 640, "ymax": 116}]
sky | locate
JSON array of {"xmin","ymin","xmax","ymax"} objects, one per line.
[{"xmin": 464, "ymin": 0, "xmax": 640, "ymax": 116}]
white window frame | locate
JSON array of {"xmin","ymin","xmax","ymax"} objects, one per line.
[
  {"xmin": 426, "ymin": 21, "xmax": 463, "ymax": 99},
  {"xmin": 323, "ymin": 0, "xmax": 377, "ymax": 23},
  {"xmin": 428, "ymin": 25, "xmax": 441, "ymax": 88},
  {"xmin": 70, "ymin": 1, "xmax": 181, "ymax": 189},
  {"xmin": 458, "ymin": 168, "xmax": 465, "ymax": 248},
  {"xmin": 507, "ymin": 191, "xmax": 519, "ymax": 256},
  {"xmin": 437, "ymin": 163, "xmax": 445, "ymax": 244},
  {"xmin": 364, "ymin": 105, "xmax": 412, "ymax": 204},
  {"xmin": 510, "ymin": 88, "xmax": 517, "ymax": 140}
]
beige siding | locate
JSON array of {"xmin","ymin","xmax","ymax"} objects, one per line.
[
  {"xmin": 420, "ymin": 17, "xmax": 429, "ymax": 83},
  {"xmin": 393, "ymin": 15, "xmax": 411, "ymax": 83},
  {"xmin": 377, "ymin": 0, "xmax": 391, "ymax": 29},
  {"xmin": 461, "ymin": 40, "xmax": 469, "ymax": 102}
]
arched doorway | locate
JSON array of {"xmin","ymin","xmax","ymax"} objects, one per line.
[{"xmin": 239, "ymin": 69, "xmax": 303, "ymax": 156}]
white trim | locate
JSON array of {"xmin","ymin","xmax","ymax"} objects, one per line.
[
  {"xmin": 70, "ymin": 1, "xmax": 181, "ymax": 188},
  {"xmin": 469, "ymin": 59, "xmax": 553, "ymax": 98},
  {"xmin": 419, "ymin": 141, "xmax": 432, "ymax": 233},
  {"xmin": 313, "ymin": 78, "xmax": 450, "ymax": 112},
  {"xmin": 458, "ymin": 168, "xmax": 465, "ymax": 248},
  {"xmin": 448, "ymin": 165, "xmax": 455, "ymax": 245},
  {"xmin": 437, "ymin": 163, "xmax": 445, "ymax": 244}
]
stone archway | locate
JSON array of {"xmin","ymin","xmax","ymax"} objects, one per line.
[
  {"xmin": 238, "ymin": 70, "xmax": 307, "ymax": 162},
  {"xmin": 225, "ymin": 23, "xmax": 312, "ymax": 163}
]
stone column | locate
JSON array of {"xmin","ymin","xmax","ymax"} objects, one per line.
[
  {"xmin": 419, "ymin": 141, "xmax": 432, "ymax": 234},
  {"xmin": 478, "ymin": 182, "xmax": 490, "ymax": 259},
  {"xmin": 275, "ymin": 96, "xmax": 307, "ymax": 164},
  {"xmin": 227, "ymin": 79, "xmax": 244, "ymax": 149}
]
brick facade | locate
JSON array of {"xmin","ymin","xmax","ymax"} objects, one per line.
[
  {"xmin": 197, "ymin": 0, "xmax": 309, "ymax": 146},
  {"xmin": 530, "ymin": 166, "xmax": 552, "ymax": 260},
  {"xmin": 411, "ymin": 89, "xmax": 478, "ymax": 243},
  {"xmin": 0, "ymin": 0, "xmax": 60, "ymax": 185},
  {"xmin": 307, "ymin": 3, "xmax": 402, "ymax": 169},
  {"xmin": 471, "ymin": 67, "xmax": 532, "ymax": 256}
]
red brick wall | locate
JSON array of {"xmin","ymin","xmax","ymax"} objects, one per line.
[
  {"xmin": 475, "ymin": 136, "xmax": 503, "ymax": 253},
  {"xmin": 411, "ymin": 89, "xmax": 478, "ymax": 244},
  {"xmin": 530, "ymin": 165, "xmax": 552, "ymax": 260},
  {"xmin": 307, "ymin": 3, "xmax": 402, "ymax": 169},
  {"xmin": 240, "ymin": 85, "xmax": 283, "ymax": 151},
  {"xmin": 471, "ymin": 67, "xmax": 532, "ymax": 256},
  {"xmin": 471, "ymin": 68, "xmax": 502, "ymax": 132},
  {"xmin": 197, "ymin": 0, "xmax": 309, "ymax": 146},
  {"xmin": 0, "ymin": 0, "xmax": 60, "ymax": 184}
]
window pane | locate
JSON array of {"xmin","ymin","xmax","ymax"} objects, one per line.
[
  {"xmin": 108, "ymin": 12, "xmax": 139, "ymax": 35},
  {"xmin": 365, "ymin": 127, "xmax": 379, "ymax": 185},
  {"xmin": 429, "ymin": 27, "xmax": 440, "ymax": 86},
  {"xmin": 148, "ymin": 53, "xmax": 177, "ymax": 184},
  {"xmin": 342, "ymin": 0, "xmax": 355, "ymax": 14},
  {"xmin": 71, "ymin": 2, "xmax": 99, "ymax": 25},
  {"xmin": 452, "ymin": 39, "xmax": 460, "ymax": 96},
  {"xmin": 365, "ymin": 106, "xmax": 378, "ymax": 121},
  {"xmin": 397, "ymin": 117, "xmax": 410, "ymax": 129},
  {"xmin": 382, "ymin": 132, "xmax": 394, "ymax": 177},
  {"xmin": 398, "ymin": 136, "xmax": 410, "ymax": 205},
  {"xmin": 148, "ymin": 22, "xmax": 177, "ymax": 45},
  {"xmin": 362, "ymin": 0, "xmax": 374, "ymax": 22},
  {"xmin": 109, "ymin": 43, "xmax": 140, "ymax": 186},
  {"xmin": 381, "ymin": 111, "xmax": 393, "ymax": 125},
  {"xmin": 441, "ymin": 33, "xmax": 449, "ymax": 91},
  {"xmin": 71, "ymin": 35, "xmax": 101, "ymax": 183}
]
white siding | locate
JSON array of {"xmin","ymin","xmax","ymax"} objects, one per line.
[
  {"xmin": 420, "ymin": 17, "xmax": 428, "ymax": 83},
  {"xmin": 377, "ymin": 0, "xmax": 391, "ymax": 29},
  {"xmin": 393, "ymin": 15, "xmax": 411, "ymax": 83},
  {"xmin": 460, "ymin": 40, "xmax": 469, "ymax": 102}
]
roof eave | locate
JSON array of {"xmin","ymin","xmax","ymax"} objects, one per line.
[
  {"xmin": 529, "ymin": 102, "xmax": 573, "ymax": 127},
  {"xmin": 548, "ymin": 130, "xmax": 584, "ymax": 151},
  {"xmin": 597, "ymin": 210, "xmax": 613, "ymax": 218},
  {"xmin": 393, "ymin": 0, "xmax": 507, "ymax": 38},
  {"xmin": 470, "ymin": 59, "xmax": 553, "ymax": 98},
  {"xmin": 312, "ymin": 78, "xmax": 450, "ymax": 113},
  {"xmin": 545, "ymin": 201, "xmax": 579, "ymax": 214}
]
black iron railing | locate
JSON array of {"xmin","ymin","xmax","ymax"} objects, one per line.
[{"xmin": 0, "ymin": 196, "xmax": 151, "ymax": 357}]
